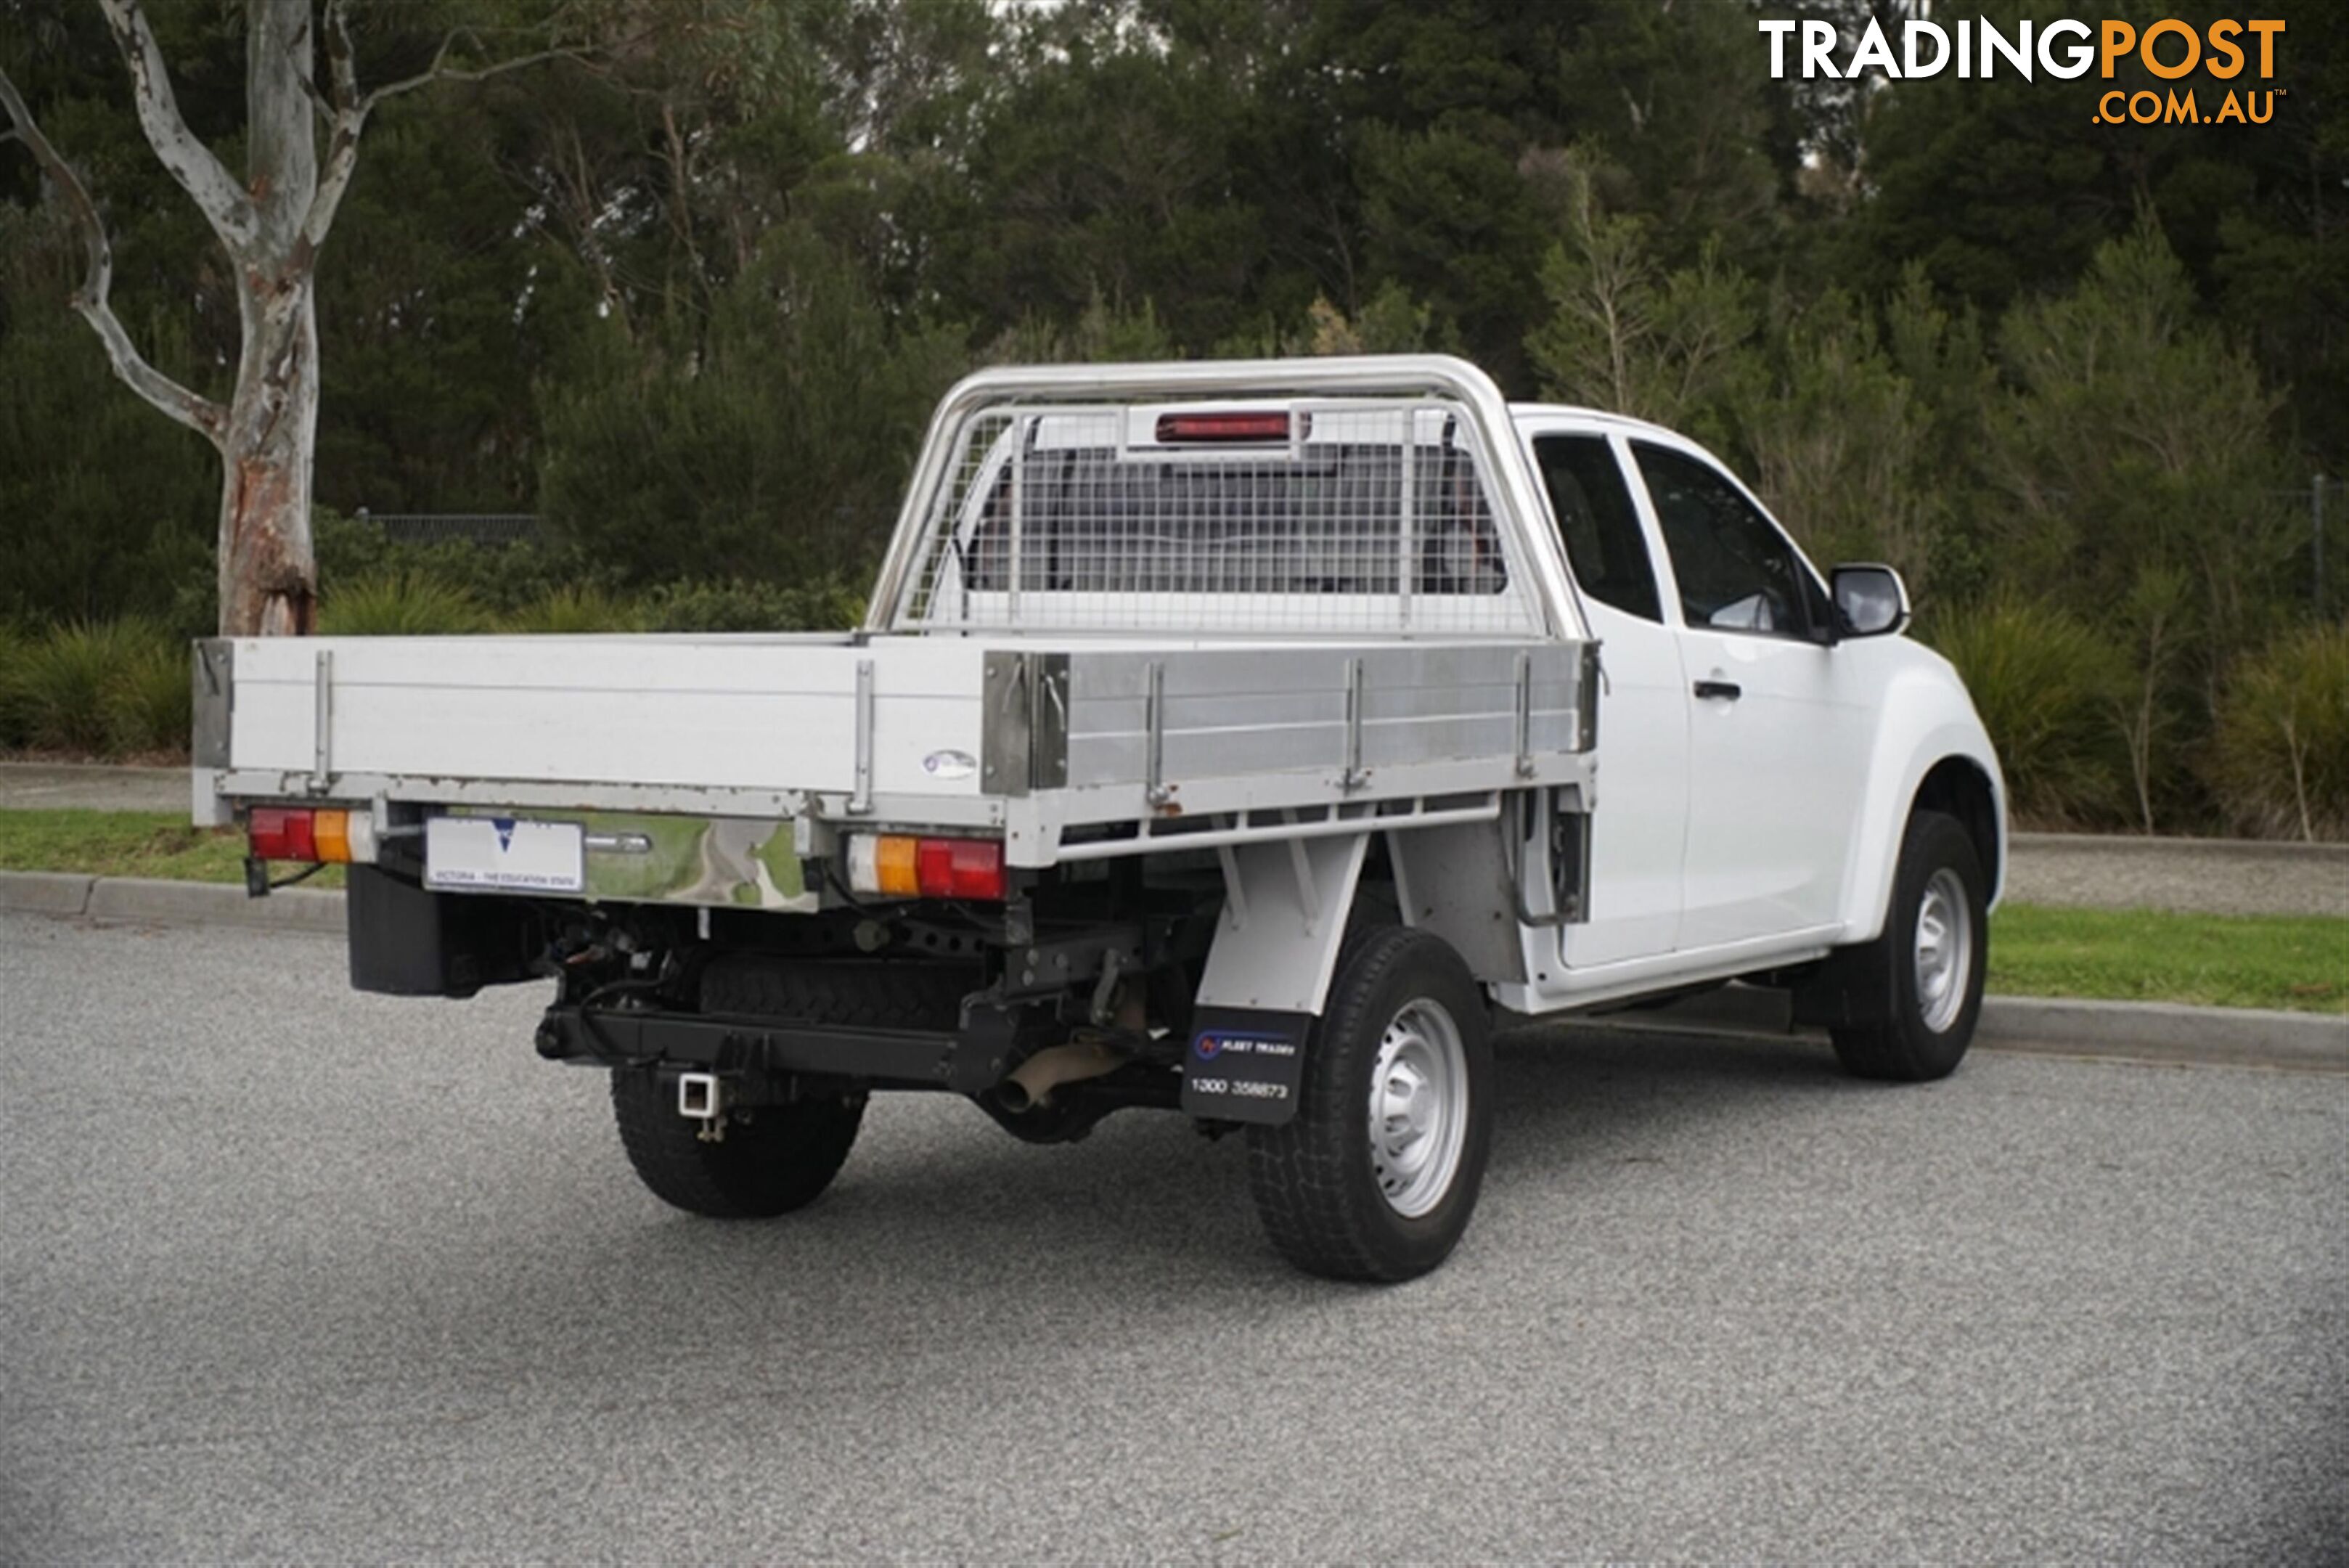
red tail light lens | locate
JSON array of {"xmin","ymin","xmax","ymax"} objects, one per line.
[
  {"xmin": 248, "ymin": 807, "xmax": 315, "ymax": 862},
  {"xmin": 916, "ymin": 837, "xmax": 1005, "ymax": 901},
  {"xmin": 1155, "ymin": 411, "xmax": 1296, "ymax": 442}
]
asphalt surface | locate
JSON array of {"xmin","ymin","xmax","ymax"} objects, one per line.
[{"xmin": 4, "ymin": 916, "xmax": 2344, "ymax": 1562}]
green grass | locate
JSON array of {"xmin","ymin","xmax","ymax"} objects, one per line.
[
  {"xmin": 0, "ymin": 809, "xmax": 343, "ymax": 889},
  {"xmin": 1990, "ymin": 903, "xmax": 2347, "ymax": 1014}
]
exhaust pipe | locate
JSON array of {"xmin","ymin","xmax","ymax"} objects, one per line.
[{"xmin": 999, "ymin": 1040, "xmax": 1124, "ymax": 1113}]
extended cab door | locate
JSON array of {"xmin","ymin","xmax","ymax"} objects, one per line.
[
  {"xmin": 1625, "ymin": 440, "xmax": 1875, "ymax": 950},
  {"xmin": 1524, "ymin": 425, "xmax": 1688, "ymax": 967}
]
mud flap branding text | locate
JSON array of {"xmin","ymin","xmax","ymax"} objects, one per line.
[{"xmin": 1182, "ymin": 1008, "xmax": 1310, "ymax": 1127}]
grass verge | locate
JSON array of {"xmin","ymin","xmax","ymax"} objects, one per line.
[
  {"xmin": 1990, "ymin": 903, "xmax": 2345, "ymax": 1014},
  {"xmin": 1, "ymin": 809, "xmax": 2339, "ymax": 1013},
  {"xmin": 0, "ymin": 809, "xmax": 343, "ymax": 889}
]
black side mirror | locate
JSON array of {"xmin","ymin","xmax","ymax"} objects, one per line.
[{"xmin": 1831, "ymin": 564, "xmax": 1911, "ymax": 639}]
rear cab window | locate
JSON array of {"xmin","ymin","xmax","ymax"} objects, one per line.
[{"xmin": 1533, "ymin": 433, "xmax": 1662, "ymax": 624}]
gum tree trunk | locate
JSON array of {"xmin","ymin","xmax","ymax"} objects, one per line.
[
  {"xmin": 218, "ymin": 279, "xmax": 321, "ymax": 636},
  {"xmin": 218, "ymin": 0, "xmax": 324, "ymax": 637}
]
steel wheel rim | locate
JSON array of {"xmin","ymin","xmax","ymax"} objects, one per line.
[
  {"xmin": 1368, "ymin": 997, "xmax": 1468, "ymax": 1219},
  {"xmin": 1913, "ymin": 867, "xmax": 1972, "ymax": 1034}
]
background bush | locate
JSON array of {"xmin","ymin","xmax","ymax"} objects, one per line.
[
  {"xmin": 502, "ymin": 585, "xmax": 646, "ymax": 634},
  {"xmin": 9, "ymin": 619, "xmax": 188, "ymax": 756},
  {"xmin": 0, "ymin": 621, "xmax": 30, "ymax": 749},
  {"xmin": 642, "ymin": 577, "xmax": 867, "ymax": 634},
  {"xmin": 1921, "ymin": 599, "xmax": 2130, "ymax": 827},
  {"xmin": 105, "ymin": 637, "xmax": 194, "ymax": 754},
  {"xmin": 316, "ymin": 573, "xmax": 492, "ymax": 637},
  {"xmin": 2210, "ymin": 622, "xmax": 2349, "ymax": 842}
]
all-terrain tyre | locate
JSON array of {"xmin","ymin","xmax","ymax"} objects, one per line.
[
  {"xmin": 1829, "ymin": 809, "xmax": 1988, "ymax": 1082},
  {"xmin": 609, "ymin": 957, "xmax": 966, "ymax": 1219},
  {"xmin": 1246, "ymin": 927, "xmax": 1493, "ymax": 1282}
]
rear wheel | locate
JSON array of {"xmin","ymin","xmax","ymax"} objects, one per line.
[
  {"xmin": 1246, "ymin": 928, "xmax": 1494, "ymax": 1282},
  {"xmin": 1830, "ymin": 809, "xmax": 1987, "ymax": 1082},
  {"xmin": 608, "ymin": 957, "xmax": 963, "ymax": 1219}
]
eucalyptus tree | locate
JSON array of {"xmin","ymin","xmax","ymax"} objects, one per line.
[{"xmin": 0, "ymin": 1, "xmax": 578, "ymax": 635}]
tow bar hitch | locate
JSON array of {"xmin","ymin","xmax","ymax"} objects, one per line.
[{"xmin": 677, "ymin": 1071, "xmax": 725, "ymax": 1142}]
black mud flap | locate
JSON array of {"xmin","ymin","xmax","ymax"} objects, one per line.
[
  {"xmin": 347, "ymin": 865, "xmax": 544, "ymax": 998},
  {"xmin": 1181, "ymin": 1006, "xmax": 1310, "ymax": 1126}
]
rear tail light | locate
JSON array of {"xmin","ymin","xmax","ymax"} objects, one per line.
[
  {"xmin": 248, "ymin": 807, "xmax": 314, "ymax": 862},
  {"xmin": 245, "ymin": 807, "xmax": 372, "ymax": 864},
  {"xmin": 846, "ymin": 834, "xmax": 1006, "ymax": 901}
]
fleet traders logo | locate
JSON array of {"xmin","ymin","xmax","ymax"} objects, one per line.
[
  {"xmin": 1760, "ymin": 16, "xmax": 2286, "ymax": 126},
  {"xmin": 1195, "ymin": 1034, "xmax": 1222, "ymax": 1060}
]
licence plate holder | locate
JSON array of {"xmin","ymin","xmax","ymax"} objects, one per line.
[{"xmin": 424, "ymin": 816, "xmax": 586, "ymax": 894}]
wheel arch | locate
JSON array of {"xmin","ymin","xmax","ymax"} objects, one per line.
[
  {"xmin": 1913, "ymin": 755, "xmax": 2003, "ymax": 908},
  {"xmin": 1834, "ymin": 662, "xmax": 2007, "ymax": 944}
]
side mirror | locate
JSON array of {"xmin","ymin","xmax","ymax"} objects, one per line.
[{"xmin": 1831, "ymin": 564, "xmax": 1910, "ymax": 639}]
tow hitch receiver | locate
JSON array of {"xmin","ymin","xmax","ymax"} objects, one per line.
[{"xmin": 677, "ymin": 1071, "xmax": 724, "ymax": 1140}]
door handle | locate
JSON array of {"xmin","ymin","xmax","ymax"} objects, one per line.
[{"xmin": 1693, "ymin": 679, "xmax": 1742, "ymax": 701}]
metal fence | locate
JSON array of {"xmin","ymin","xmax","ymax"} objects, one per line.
[{"xmin": 353, "ymin": 510, "xmax": 542, "ymax": 548}]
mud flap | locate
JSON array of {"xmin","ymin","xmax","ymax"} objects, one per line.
[
  {"xmin": 1183, "ymin": 833, "xmax": 1370, "ymax": 1127},
  {"xmin": 1182, "ymin": 1006, "xmax": 1311, "ymax": 1124}
]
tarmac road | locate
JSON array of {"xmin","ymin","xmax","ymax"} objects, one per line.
[{"xmin": 3, "ymin": 915, "xmax": 2343, "ymax": 1563}]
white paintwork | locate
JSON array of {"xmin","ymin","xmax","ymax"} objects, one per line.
[
  {"xmin": 1534, "ymin": 528, "xmax": 1690, "ymax": 964},
  {"xmin": 1672, "ymin": 629, "xmax": 1876, "ymax": 945},
  {"xmin": 1500, "ymin": 403, "xmax": 2003, "ymax": 1008}
]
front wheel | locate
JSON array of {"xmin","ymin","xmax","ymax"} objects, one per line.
[
  {"xmin": 1830, "ymin": 809, "xmax": 1988, "ymax": 1082},
  {"xmin": 1246, "ymin": 928, "xmax": 1494, "ymax": 1282}
]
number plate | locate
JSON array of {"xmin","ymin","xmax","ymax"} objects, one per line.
[{"xmin": 424, "ymin": 816, "xmax": 585, "ymax": 894}]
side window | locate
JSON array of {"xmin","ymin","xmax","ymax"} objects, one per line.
[
  {"xmin": 1631, "ymin": 442, "xmax": 1816, "ymax": 639},
  {"xmin": 1532, "ymin": 434, "xmax": 1662, "ymax": 623}
]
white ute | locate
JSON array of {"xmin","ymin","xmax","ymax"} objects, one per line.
[{"xmin": 195, "ymin": 356, "xmax": 2004, "ymax": 1281}]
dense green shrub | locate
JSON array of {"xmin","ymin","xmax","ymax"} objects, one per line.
[
  {"xmin": 12, "ymin": 619, "xmax": 185, "ymax": 756},
  {"xmin": 105, "ymin": 637, "xmax": 193, "ymax": 754},
  {"xmin": 0, "ymin": 621, "xmax": 30, "ymax": 749},
  {"xmin": 502, "ymin": 586, "xmax": 646, "ymax": 634},
  {"xmin": 2210, "ymin": 622, "xmax": 2349, "ymax": 842},
  {"xmin": 316, "ymin": 573, "xmax": 492, "ymax": 636},
  {"xmin": 642, "ymin": 578, "xmax": 867, "ymax": 634},
  {"xmin": 1922, "ymin": 598, "xmax": 2129, "ymax": 826}
]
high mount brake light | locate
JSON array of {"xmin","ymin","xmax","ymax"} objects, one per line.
[
  {"xmin": 1154, "ymin": 411, "xmax": 1299, "ymax": 443},
  {"xmin": 846, "ymin": 834, "xmax": 1006, "ymax": 901}
]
